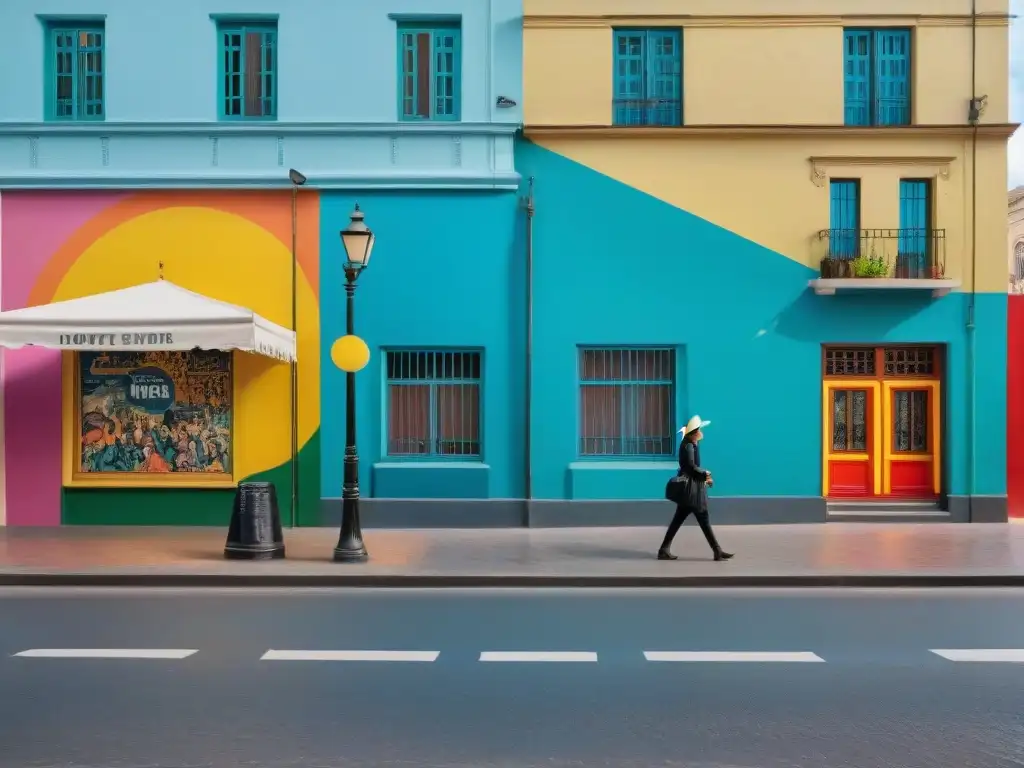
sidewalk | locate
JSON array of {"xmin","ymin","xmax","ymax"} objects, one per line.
[{"xmin": 1, "ymin": 522, "xmax": 1024, "ymax": 587}]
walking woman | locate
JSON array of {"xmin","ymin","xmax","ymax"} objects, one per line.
[{"xmin": 658, "ymin": 415, "xmax": 734, "ymax": 561}]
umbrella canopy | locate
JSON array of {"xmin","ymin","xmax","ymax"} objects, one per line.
[{"xmin": 0, "ymin": 281, "xmax": 295, "ymax": 362}]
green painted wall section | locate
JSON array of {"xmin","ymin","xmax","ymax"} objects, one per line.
[{"xmin": 62, "ymin": 429, "xmax": 322, "ymax": 526}]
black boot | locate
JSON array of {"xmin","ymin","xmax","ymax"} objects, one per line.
[
  {"xmin": 714, "ymin": 550, "xmax": 734, "ymax": 561},
  {"xmin": 657, "ymin": 549, "xmax": 678, "ymax": 560}
]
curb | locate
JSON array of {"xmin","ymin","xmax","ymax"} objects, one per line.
[{"xmin": 1, "ymin": 573, "xmax": 1023, "ymax": 588}]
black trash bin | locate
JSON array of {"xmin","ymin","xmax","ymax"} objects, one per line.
[{"xmin": 224, "ymin": 481, "xmax": 286, "ymax": 560}]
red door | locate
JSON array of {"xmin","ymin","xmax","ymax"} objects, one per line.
[{"xmin": 824, "ymin": 383, "xmax": 879, "ymax": 497}]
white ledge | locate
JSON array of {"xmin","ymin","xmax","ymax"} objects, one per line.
[{"xmin": 809, "ymin": 277, "xmax": 961, "ymax": 298}]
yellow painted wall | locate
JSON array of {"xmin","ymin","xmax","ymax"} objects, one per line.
[
  {"xmin": 525, "ymin": 0, "xmax": 1007, "ymax": 21},
  {"xmin": 523, "ymin": 0, "xmax": 1010, "ymax": 127},
  {"xmin": 683, "ymin": 26, "xmax": 843, "ymax": 126},
  {"xmin": 532, "ymin": 134, "xmax": 1008, "ymax": 292}
]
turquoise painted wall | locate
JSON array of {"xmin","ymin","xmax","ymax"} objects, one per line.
[
  {"xmin": 515, "ymin": 139, "xmax": 1007, "ymax": 501},
  {"xmin": 320, "ymin": 191, "xmax": 524, "ymax": 500}
]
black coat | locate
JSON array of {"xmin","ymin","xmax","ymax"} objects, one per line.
[{"xmin": 676, "ymin": 438, "xmax": 709, "ymax": 511}]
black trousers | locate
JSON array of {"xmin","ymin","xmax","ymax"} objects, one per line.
[{"xmin": 659, "ymin": 505, "xmax": 721, "ymax": 553}]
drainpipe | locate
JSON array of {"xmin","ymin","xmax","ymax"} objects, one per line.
[
  {"xmin": 523, "ymin": 177, "xmax": 535, "ymax": 520},
  {"xmin": 966, "ymin": 0, "xmax": 979, "ymax": 519},
  {"xmin": 289, "ymin": 183, "xmax": 299, "ymax": 529}
]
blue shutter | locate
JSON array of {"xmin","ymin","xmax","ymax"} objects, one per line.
[
  {"xmin": 898, "ymin": 180, "xmax": 930, "ymax": 277},
  {"xmin": 645, "ymin": 30, "xmax": 681, "ymax": 126},
  {"xmin": 613, "ymin": 31, "xmax": 646, "ymax": 125},
  {"xmin": 874, "ymin": 29, "xmax": 910, "ymax": 126},
  {"xmin": 829, "ymin": 181, "xmax": 860, "ymax": 259},
  {"xmin": 432, "ymin": 27, "xmax": 460, "ymax": 120},
  {"xmin": 253, "ymin": 27, "xmax": 277, "ymax": 119},
  {"xmin": 843, "ymin": 30, "xmax": 871, "ymax": 126}
]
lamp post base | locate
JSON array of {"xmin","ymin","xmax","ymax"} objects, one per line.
[{"xmin": 332, "ymin": 541, "xmax": 369, "ymax": 562}]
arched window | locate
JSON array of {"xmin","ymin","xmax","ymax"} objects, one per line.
[{"xmin": 1015, "ymin": 242, "xmax": 1024, "ymax": 283}]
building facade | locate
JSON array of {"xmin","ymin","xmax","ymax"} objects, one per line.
[
  {"xmin": 516, "ymin": 0, "xmax": 1012, "ymax": 523},
  {"xmin": 0, "ymin": 0, "xmax": 1013, "ymax": 528},
  {"xmin": 0, "ymin": 0, "xmax": 523, "ymax": 526}
]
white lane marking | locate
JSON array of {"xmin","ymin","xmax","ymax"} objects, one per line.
[
  {"xmin": 931, "ymin": 649, "xmax": 1024, "ymax": 663},
  {"xmin": 261, "ymin": 650, "xmax": 439, "ymax": 662},
  {"xmin": 644, "ymin": 651, "xmax": 825, "ymax": 663},
  {"xmin": 13, "ymin": 648, "xmax": 197, "ymax": 659},
  {"xmin": 479, "ymin": 651, "xmax": 598, "ymax": 662}
]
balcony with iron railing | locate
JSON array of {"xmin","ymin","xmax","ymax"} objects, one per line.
[
  {"xmin": 810, "ymin": 228, "xmax": 959, "ymax": 298},
  {"xmin": 612, "ymin": 98, "xmax": 682, "ymax": 127}
]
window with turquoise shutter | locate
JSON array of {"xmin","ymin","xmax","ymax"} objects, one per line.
[
  {"xmin": 217, "ymin": 21, "xmax": 277, "ymax": 120},
  {"xmin": 613, "ymin": 29, "xmax": 682, "ymax": 127},
  {"xmin": 843, "ymin": 29, "xmax": 911, "ymax": 126},
  {"xmin": 898, "ymin": 180, "xmax": 931, "ymax": 278},
  {"xmin": 45, "ymin": 22, "xmax": 105, "ymax": 121},
  {"xmin": 829, "ymin": 180, "xmax": 860, "ymax": 260},
  {"xmin": 398, "ymin": 22, "xmax": 461, "ymax": 121}
]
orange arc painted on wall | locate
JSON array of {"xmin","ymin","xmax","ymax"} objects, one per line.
[{"xmin": 27, "ymin": 192, "xmax": 322, "ymax": 487}]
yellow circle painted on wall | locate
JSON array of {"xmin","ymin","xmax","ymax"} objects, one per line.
[
  {"xmin": 331, "ymin": 335, "xmax": 370, "ymax": 372},
  {"xmin": 52, "ymin": 206, "xmax": 321, "ymax": 480}
]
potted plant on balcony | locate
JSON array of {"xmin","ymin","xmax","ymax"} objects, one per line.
[{"xmin": 851, "ymin": 254, "xmax": 889, "ymax": 278}]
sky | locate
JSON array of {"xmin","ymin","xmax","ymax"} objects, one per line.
[{"xmin": 1009, "ymin": 0, "xmax": 1024, "ymax": 186}]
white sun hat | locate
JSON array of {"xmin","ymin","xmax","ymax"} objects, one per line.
[{"xmin": 678, "ymin": 415, "xmax": 710, "ymax": 436}]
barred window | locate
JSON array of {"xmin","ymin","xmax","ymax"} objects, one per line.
[
  {"xmin": 386, "ymin": 350, "xmax": 481, "ymax": 458},
  {"xmin": 824, "ymin": 347, "xmax": 875, "ymax": 376},
  {"xmin": 883, "ymin": 346, "xmax": 936, "ymax": 377},
  {"xmin": 579, "ymin": 348, "xmax": 675, "ymax": 458}
]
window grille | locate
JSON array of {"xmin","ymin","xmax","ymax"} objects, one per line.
[
  {"xmin": 824, "ymin": 347, "xmax": 876, "ymax": 376},
  {"xmin": 579, "ymin": 348, "xmax": 675, "ymax": 457},
  {"xmin": 386, "ymin": 350, "xmax": 480, "ymax": 457},
  {"xmin": 883, "ymin": 347, "xmax": 935, "ymax": 377}
]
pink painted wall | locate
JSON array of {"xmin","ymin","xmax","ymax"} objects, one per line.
[{"xmin": 1, "ymin": 192, "xmax": 126, "ymax": 525}]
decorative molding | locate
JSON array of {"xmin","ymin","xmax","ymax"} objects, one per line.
[
  {"xmin": 523, "ymin": 124, "xmax": 1018, "ymax": 140},
  {"xmin": 0, "ymin": 172, "xmax": 522, "ymax": 191},
  {"xmin": 523, "ymin": 13, "xmax": 1009, "ymax": 29},
  {"xmin": 0, "ymin": 128, "xmax": 522, "ymax": 191},
  {"xmin": 0, "ymin": 121, "xmax": 520, "ymax": 137},
  {"xmin": 809, "ymin": 155, "xmax": 956, "ymax": 187}
]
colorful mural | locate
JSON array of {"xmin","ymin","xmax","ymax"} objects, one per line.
[
  {"xmin": 0, "ymin": 191, "xmax": 322, "ymax": 526},
  {"xmin": 78, "ymin": 350, "xmax": 232, "ymax": 475}
]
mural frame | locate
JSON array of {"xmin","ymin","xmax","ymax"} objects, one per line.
[{"xmin": 61, "ymin": 350, "xmax": 239, "ymax": 488}]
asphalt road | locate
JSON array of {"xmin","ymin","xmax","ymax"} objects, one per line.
[{"xmin": 2, "ymin": 586, "xmax": 1024, "ymax": 768}]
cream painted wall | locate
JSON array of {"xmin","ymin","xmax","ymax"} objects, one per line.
[
  {"xmin": 524, "ymin": 27, "xmax": 611, "ymax": 125},
  {"xmin": 523, "ymin": 0, "xmax": 1009, "ymax": 127},
  {"xmin": 534, "ymin": 134, "xmax": 1008, "ymax": 292},
  {"xmin": 683, "ymin": 26, "xmax": 844, "ymax": 126},
  {"xmin": 525, "ymin": 0, "xmax": 1007, "ymax": 19}
]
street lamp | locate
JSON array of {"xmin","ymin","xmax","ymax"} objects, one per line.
[{"xmin": 333, "ymin": 204, "xmax": 375, "ymax": 562}]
